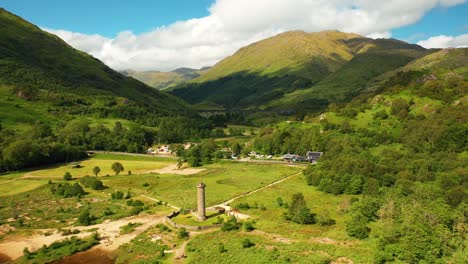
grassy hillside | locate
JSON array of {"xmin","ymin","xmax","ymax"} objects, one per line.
[
  {"xmin": 266, "ymin": 39, "xmax": 430, "ymax": 110},
  {"xmin": 121, "ymin": 67, "xmax": 210, "ymax": 90},
  {"xmin": 0, "ymin": 8, "xmax": 190, "ymax": 129},
  {"xmin": 169, "ymin": 30, "xmax": 429, "ymax": 110}
]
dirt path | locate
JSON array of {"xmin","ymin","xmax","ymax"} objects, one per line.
[
  {"xmin": 0, "ymin": 214, "xmax": 165, "ymax": 260},
  {"xmin": 141, "ymin": 194, "xmax": 180, "ymax": 211},
  {"xmin": 207, "ymin": 172, "xmax": 301, "ymax": 219}
]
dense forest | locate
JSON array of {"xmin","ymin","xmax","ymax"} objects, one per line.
[{"xmin": 0, "ymin": 117, "xmax": 216, "ymax": 172}]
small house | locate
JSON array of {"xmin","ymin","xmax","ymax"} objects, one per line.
[
  {"xmin": 157, "ymin": 145, "xmax": 170, "ymax": 153},
  {"xmin": 281, "ymin": 153, "xmax": 296, "ymax": 162},
  {"xmin": 306, "ymin": 151, "xmax": 323, "ymax": 163}
]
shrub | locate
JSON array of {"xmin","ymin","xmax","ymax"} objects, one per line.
[
  {"xmin": 23, "ymin": 247, "xmax": 31, "ymax": 259},
  {"xmin": 235, "ymin": 203, "xmax": 251, "ymax": 210},
  {"xmin": 126, "ymin": 199, "xmax": 144, "ymax": 207},
  {"xmin": 215, "ymin": 216, "xmax": 224, "ymax": 224},
  {"xmin": 111, "ymin": 191, "xmax": 124, "ymax": 200},
  {"xmin": 218, "ymin": 243, "xmax": 228, "ymax": 253},
  {"xmin": 77, "ymin": 208, "xmax": 93, "ymax": 226},
  {"xmin": 177, "ymin": 228, "xmax": 190, "ymax": 239},
  {"xmin": 50, "ymin": 183, "xmax": 85, "ymax": 198},
  {"xmin": 20, "ymin": 235, "xmax": 99, "ymax": 262},
  {"xmin": 241, "ymin": 238, "xmax": 255, "ymax": 248},
  {"xmin": 80, "ymin": 176, "xmax": 105, "ymax": 190},
  {"xmin": 156, "ymin": 224, "xmax": 171, "ymax": 232},
  {"xmin": 103, "ymin": 208, "xmax": 114, "ymax": 216},
  {"xmin": 243, "ymin": 221, "xmax": 255, "ymax": 232},
  {"xmin": 221, "ymin": 216, "xmax": 240, "ymax": 231},
  {"xmin": 345, "ymin": 213, "xmax": 370, "ymax": 239},
  {"xmin": 63, "ymin": 172, "xmax": 72, "ymax": 181},
  {"xmin": 129, "ymin": 206, "xmax": 143, "ymax": 216},
  {"xmin": 276, "ymin": 197, "xmax": 283, "ymax": 207},
  {"xmin": 316, "ymin": 213, "xmax": 336, "ymax": 226}
]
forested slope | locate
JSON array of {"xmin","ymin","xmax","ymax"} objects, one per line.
[{"xmin": 251, "ymin": 48, "xmax": 468, "ymax": 263}]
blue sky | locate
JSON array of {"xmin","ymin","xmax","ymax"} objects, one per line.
[
  {"xmin": 2, "ymin": 0, "xmax": 466, "ymax": 70},
  {"xmin": 392, "ymin": 4, "xmax": 468, "ymax": 42},
  {"xmin": 1, "ymin": 0, "xmax": 212, "ymax": 37}
]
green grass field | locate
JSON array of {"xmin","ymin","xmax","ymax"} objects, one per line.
[
  {"xmin": 0, "ymin": 179, "xmax": 48, "ymax": 197},
  {"xmin": 102, "ymin": 162, "xmax": 301, "ymax": 209},
  {"xmin": 28, "ymin": 158, "xmax": 172, "ymax": 179},
  {"xmin": 231, "ymin": 174, "xmax": 354, "ymax": 240},
  {"xmin": 186, "ymin": 230, "xmax": 374, "ymax": 264},
  {"xmin": 183, "ymin": 174, "xmax": 376, "ymax": 263}
]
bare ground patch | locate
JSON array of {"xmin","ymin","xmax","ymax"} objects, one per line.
[
  {"xmin": 0, "ymin": 214, "xmax": 165, "ymax": 260},
  {"xmin": 145, "ymin": 164, "xmax": 205, "ymax": 175}
]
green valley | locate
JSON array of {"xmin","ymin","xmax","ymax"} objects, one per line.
[
  {"xmin": 121, "ymin": 67, "xmax": 211, "ymax": 90},
  {"xmin": 0, "ymin": 5, "xmax": 467, "ymax": 264}
]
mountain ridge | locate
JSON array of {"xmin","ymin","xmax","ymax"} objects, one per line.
[
  {"xmin": 0, "ymin": 8, "xmax": 191, "ymax": 129},
  {"xmin": 169, "ymin": 30, "xmax": 431, "ymax": 110},
  {"xmin": 121, "ymin": 67, "xmax": 211, "ymax": 90}
]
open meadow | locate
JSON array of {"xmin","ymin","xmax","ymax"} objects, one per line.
[
  {"xmin": 185, "ymin": 174, "xmax": 376, "ymax": 263},
  {"xmin": 101, "ymin": 161, "xmax": 301, "ymax": 209},
  {"xmin": 27, "ymin": 154, "xmax": 174, "ymax": 179},
  {"xmin": 0, "ymin": 154, "xmax": 300, "ymax": 230}
]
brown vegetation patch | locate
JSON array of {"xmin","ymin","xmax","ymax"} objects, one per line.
[
  {"xmin": 51, "ymin": 249, "xmax": 115, "ymax": 264},
  {"xmin": 331, "ymin": 257, "xmax": 354, "ymax": 264},
  {"xmin": 309, "ymin": 237, "xmax": 359, "ymax": 247},
  {"xmin": 0, "ymin": 252, "xmax": 12, "ymax": 263}
]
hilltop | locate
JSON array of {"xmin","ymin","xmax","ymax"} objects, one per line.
[
  {"xmin": 121, "ymin": 67, "xmax": 210, "ymax": 90},
  {"xmin": 169, "ymin": 30, "xmax": 431, "ymax": 110},
  {"xmin": 0, "ymin": 8, "xmax": 190, "ymax": 129}
]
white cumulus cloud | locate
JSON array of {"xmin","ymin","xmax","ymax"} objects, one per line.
[
  {"xmin": 43, "ymin": 0, "xmax": 467, "ymax": 71},
  {"xmin": 417, "ymin": 34, "xmax": 468, "ymax": 48}
]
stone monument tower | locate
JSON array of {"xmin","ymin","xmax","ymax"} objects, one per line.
[{"xmin": 197, "ymin": 179, "xmax": 206, "ymax": 221}]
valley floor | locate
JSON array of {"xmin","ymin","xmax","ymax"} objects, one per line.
[{"xmin": 0, "ymin": 153, "xmax": 374, "ymax": 263}]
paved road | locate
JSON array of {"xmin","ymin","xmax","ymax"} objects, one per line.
[{"xmin": 91, "ymin": 150, "xmax": 310, "ymax": 166}]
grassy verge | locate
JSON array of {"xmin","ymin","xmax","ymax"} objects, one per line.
[{"xmin": 172, "ymin": 212, "xmax": 226, "ymax": 227}]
